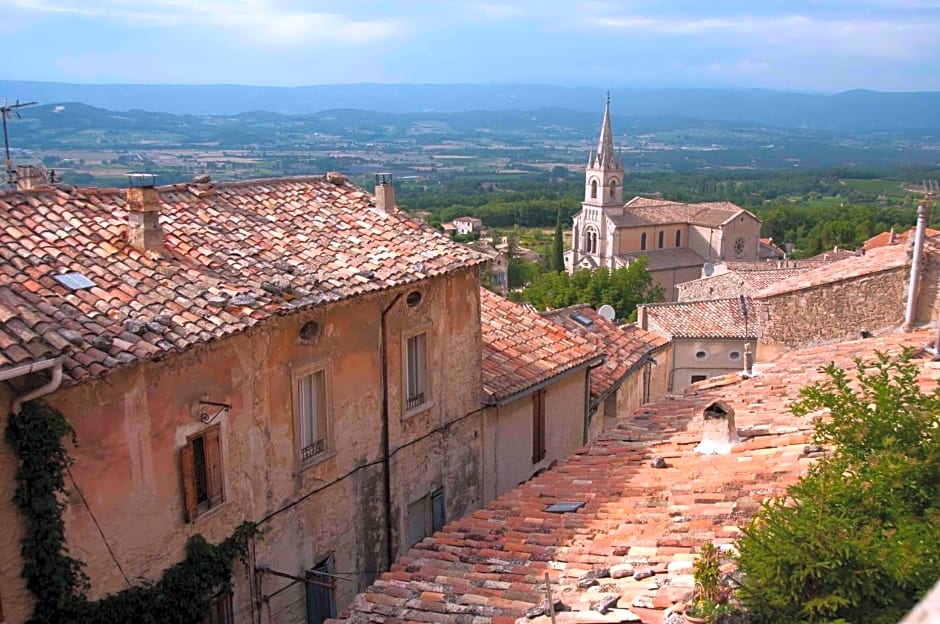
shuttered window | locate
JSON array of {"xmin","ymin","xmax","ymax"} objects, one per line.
[
  {"xmin": 181, "ymin": 425, "xmax": 224, "ymax": 522},
  {"xmin": 298, "ymin": 369, "xmax": 329, "ymax": 462}
]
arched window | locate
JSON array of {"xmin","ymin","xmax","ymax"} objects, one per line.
[
  {"xmin": 675, "ymin": 230, "xmax": 682, "ymax": 247},
  {"xmin": 658, "ymin": 231, "xmax": 664, "ymax": 249},
  {"xmin": 640, "ymin": 232, "xmax": 647, "ymax": 251},
  {"xmin": 585, "ymin": 227, "xmax": 599, "ymax": 254},
  {"xmin": 609, "ymin": 179, "xmax": 617, "ymax": 198},
  {"xmin": 590, "ymin": 179, "xmax": 598, "ymax": 199}
]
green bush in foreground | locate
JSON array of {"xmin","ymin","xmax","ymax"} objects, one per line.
[{"xmin": 736, "ymin": 349, "xmax": 940, "ymax": 623}]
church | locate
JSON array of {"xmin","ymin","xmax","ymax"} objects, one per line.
[{"xmin": 564, "ymin": 99, "xmax": 762, "ymax": 301}]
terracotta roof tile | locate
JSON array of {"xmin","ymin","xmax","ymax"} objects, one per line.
[
  {"xmin": 541, "ymin": 306, "xmax": 668, "ymax": 400},
  {"xmin": 862, "ymin": 227, "xmax": 940, "ymax": 252},
  {"xmin": 642, "ymin": 297, "xmax": 757, "ymax": 340},
  {"xmin": 0, "ymin": 176, "xmax": 487, "ymax": 381},
  {"xmin": 336, "ymin": 330, "xmax": 935, "ymax": 624},
  {"xmin": 481, "ymin": 289, "xmax": 602, "ymax": 403},
  {"xmin": 609, "ymin": 197, "xmax": 757, "ymax": 228},
  {"xmin": 754, "ymin": 244, "xmax": 909, "ymax": 299}
]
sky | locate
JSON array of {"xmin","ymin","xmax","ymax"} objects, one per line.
[{"xmin": 1, "ymin": 1, "xmax": 939, "ymax": 91}]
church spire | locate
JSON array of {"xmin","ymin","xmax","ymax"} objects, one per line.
[{"xmin": 595, "ymin": 92, "xmax": 615, "ymax": 167}]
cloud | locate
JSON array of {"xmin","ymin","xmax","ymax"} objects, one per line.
[{"xmin": 2, "ymin": 0, "xmax": 406, "ymax": 44}]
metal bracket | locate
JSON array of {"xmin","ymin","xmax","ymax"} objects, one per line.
[{"xmin": 199, "ymin": 400, "xmax": 231, "ymax": 424}]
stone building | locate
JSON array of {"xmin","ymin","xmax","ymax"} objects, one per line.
[
  {"xmin": 0, "ymin": 175, "xmax": 489, "ymax": 623},
  {"xmin": 676, "ymin": 264, "xmax": 813, "ymax": 302},
  {"xmin": 452, "ymin": 216, "xmax": 483, "ymax": 236},
  {"xmin": 542, "ymin": 305, "xmax": 671, "ymax": 433},
  {"xmin": 479, "ymin": 289, "xmax": 603, "ymax": 502},
  {"xmin": 564, "ymin": 99, "xmax": 762, "ymax": 301},
  {"xmin": 638, "ymin": 297, "xmax": 758, "ymax": 392}
]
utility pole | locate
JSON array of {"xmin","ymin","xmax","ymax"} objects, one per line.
[{"xmin": 2, "ymin": 100, "xmax": 38, "ymax": 188}]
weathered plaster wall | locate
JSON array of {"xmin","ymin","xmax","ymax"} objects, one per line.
[
  {"xmin": 1, "ymin": 268, "xmax": 483, "ymax": 623},
  {"xmin": 482, "ymin": 370, "xmax": 587, "ymax": 503},
  {"xmin": 671, "ymin": 338, "xmax": 755, "ymax": 392},
  {"xmin": 0, "ymin": 383, "xmax": 30, "ymax": 624},
  {"xmin": 718, "ymin": 215, "xmax": 761, "ymax": 262},
  {"xmin": 615, "ymin": 225, "xmax": 689, "ymax": 255},
  {"xmin": 650, "ymin": 266, "xmax": 703, "ymax": 302},
  {"xmin": 756, "ymin": 266, "xmax": 907, "ymax": 350}
]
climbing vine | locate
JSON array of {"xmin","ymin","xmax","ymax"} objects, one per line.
[{"xmin": 6, "ymin": 400, "xmax": 258, "ymax": 624}]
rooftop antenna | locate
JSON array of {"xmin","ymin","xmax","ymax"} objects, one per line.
[{"xmin": 2, "ymin": 100, "xmax": 38, "ymax": 188}]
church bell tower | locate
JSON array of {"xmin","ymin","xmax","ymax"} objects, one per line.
[{"xmin": 584, "ymin": 94, "xmax": 623, "ymax": 208}]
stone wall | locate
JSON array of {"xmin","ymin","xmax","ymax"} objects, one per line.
[
  {"xmin": 757, "ymin": 265, "xmax": 908, "ymax": 350},
  {"xmin": 677, "ymin": 272, "xmax": 745, "ymax": 302},
  {"xmin": 0, "ymin": 267, "xmax": 484, "ymax": 624}
]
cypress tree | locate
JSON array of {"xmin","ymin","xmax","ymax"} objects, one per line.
[{"xmin": 552, "ymin": 207, "xmax": 564, "ymax": 273}]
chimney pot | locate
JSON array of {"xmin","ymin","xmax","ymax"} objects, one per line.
[
  {"xmin": 374, "ymin": 172, "xmax": 396, "ymax": 213},
  {"xmin": 125, "ymin": 185, "xmax": 163, "ymax": 251},
  {"xmin": 695, "ymin": 400, "xmax": 741, "ymax": 455}
]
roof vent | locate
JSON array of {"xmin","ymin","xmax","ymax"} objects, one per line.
[{"xmin": 695, "ymin": 400, "xmax": 741, "ymax": 455}]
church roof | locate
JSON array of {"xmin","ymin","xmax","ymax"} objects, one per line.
[{"xmin": 608, "ymin": 197, "xmax": 756, "ymax": 228}]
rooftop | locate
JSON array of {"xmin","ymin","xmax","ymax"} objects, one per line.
[
  {"xmin": 862, "ymin": 227, "xmax": 940, "ymax": 252},
  {"xmin": 754, "ymin": 243, "xmax": 909, "ymax": 299},
  {"xmin": 541, "ymin": 305, "xmax": 668, "ymax": 402},
  {"xmin": 0, "ymin": 176, "xmax": 487, "ymax": 382},
  {"xmin": 641, "ymin": 297, "xmax": 758, "ymax": 340},
  {"xmin": 480, "ymin": 289, "xmax": 602, "ymax": 404},
  {"xmin": 608, "ymin": 197, "xmax": 757, "ymax": 229},
  {"xmin": 336, "ymin": 330, "xmax": 935, "ymax": 624}
]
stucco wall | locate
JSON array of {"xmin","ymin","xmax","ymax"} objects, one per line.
[
  {"xmin": 650, "ymin": 266, "xmax": 704, "ymax": 302},
  {"xmin": 482, "ymin": 370, "xmax": 587, "ymax": 503},
  {"xmin": 757, "ymin": 266, "xmax": 908, "ymax": 350},
  {"xmin": 0, "ymin": 268, "xmax": 483, "ymax": 623},
  {"xmin": 671, "ymin": 338, "xmax": 755, "ymax": 392},
  {"xmin": 718, "ymin": 215, "xmax": 761, "ymax": 262},
  {"xmin": 0, "ymin": 384, "xmax": 30, "ymax": 624},
  {"xmin": 616, "ymin": 225, "xmax": 689, "ymax": 255}
]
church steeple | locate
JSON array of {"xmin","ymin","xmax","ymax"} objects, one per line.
[
  {"xmin": 593, "ymin": 92, "xmax": 619, "ymax": 169},
  {"xmin": 584, "ymin": 94, "xmax": 623, "ymax": 207}
]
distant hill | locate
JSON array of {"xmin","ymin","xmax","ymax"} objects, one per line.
[{"xmin": 2, "ymin": 81, "xmax": 939, "ymax": 130}]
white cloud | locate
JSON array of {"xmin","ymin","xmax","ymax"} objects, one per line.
[{"xmin": 2, "ymin": 0, "xmax": 406, "ymax": 44}]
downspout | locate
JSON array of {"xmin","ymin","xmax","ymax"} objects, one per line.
[
  {"xmin": 3, "ymin": 356, "xmax": 65, "ymax": 414},
  {"xmin": 904, "ymin": 199, "xmax": 930, "ymax": 331},
  {"xmin": 379, "ymin": 292, "xmax": 403, "ymax": 571}
]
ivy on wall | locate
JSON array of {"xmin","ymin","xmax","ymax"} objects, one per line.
[{"xmin": 6, "ymin": 400, "xmax": 258, "ymax": 624}]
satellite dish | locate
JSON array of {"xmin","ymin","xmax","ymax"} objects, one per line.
[
  {"xmin": 598, "ymin": 305, "xmax": 616, "ymax": 322},
  {"xmin": 703, "ymin": 263, "xmax": 714, "ymax": 277}
]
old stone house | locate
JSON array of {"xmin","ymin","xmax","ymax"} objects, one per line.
[
  {"xmin": 479, "ymin": 289, "xmax": 603, "ymax": 502},
  {"xmin": 638, "ymin": 297, "xmax": 758, "ymax": 392},
  {"xmin": 564, "ymin": 99, "xmax": 762, "ymax": 301},
  {"xmin": 0, "ymin": 175, "xmax": 489, "ymax": 623},
  {"xmin": 541, "ymin": 305, "xmax": 671, "ymax": 433}
]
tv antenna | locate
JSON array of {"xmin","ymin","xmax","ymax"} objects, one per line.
[{"xmin": 2, "ymin": 100, "xmax": 38, "ymax": 188}]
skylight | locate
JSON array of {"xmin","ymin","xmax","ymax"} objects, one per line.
[
  {"xmin": 53, "ymin": 272, "xmax": 95, "ymax": 290},
  {"xmin": 570, "ymin": 312, "xmax": 594, "ymax": 328},
  {"xmin": 545, "ymin": 501, "xmax": 586, "ymax": 514}
]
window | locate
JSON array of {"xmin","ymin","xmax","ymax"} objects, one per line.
[
  {"xmin": 675, "ymin": 230, "xmax": 682, "ymax": 247},
  {"xmin": 202, "ymin": 590, "xmax": 233, "ymax": 624},
  {"xmin": 729, "ymin": 350, "xmax": 742, "ymax": 361},
  {"xmin": 181, "ymin": 425, "xmax": 224, "ymax": 522},
  {"xmin": 691, "ymin": 375, "xmax": 708, "ymax": 384},
  {"xmin": 297, "ymin": 369, "xmax": 329, "ymax": 462},
  {"xmin": 658, "ymin": 231, "xmax": 665, "ymax": 249},
  {"xmin": 590, "ymin": 179, "xmax": 598, "ymax": 199},
  {"xmin": 640, "ymin": 232, "xmax": 647, "ymax": 251},
  {"xmin": 305, "ymin": 555, "xmax": 336, "ymax": 624},
  {"xmin": 532, "ymin": 389, "xmax": 546, "ymax": 463},
  {"xmin": 406, "ymin": 333, "xmax": 428, "ymax": 411},
  {"xmin": 609, "ymin": 179, "xmax": 617, "ymax": 198},
  {"xmin": 694, "ymin": 350, "xmax": 709, "ymax": 361},
  {"xmin": 407, "ymin": 488, "xmax": 446, "ymax": 547}
]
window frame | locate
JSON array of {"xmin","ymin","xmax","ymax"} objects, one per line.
[
  {"xmin": 181, "ymin": 424, "xmax": 225, "ymax": 523},
  {"xmin": 640, "ymin": 232, "xmax": 647, "ymax": 251},
  {"xmin": 658, "ymin": 230, "xmax": 665, "ymax": 249},
  {"xmin": 532, "ymin": 388, "xmax": 547, "ymax": 463},
  {"xmin": 403, "ymin": 330, "xmax": 431, "ymax": 416},
  {"xmin": 675, "ymin": 229, "xmax": 682, "ymax": 247},
  {"xmin": 293, "ymin": 361, "xmax": 333, "ymax": 468}
]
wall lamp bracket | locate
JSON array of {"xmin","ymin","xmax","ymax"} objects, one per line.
[{"xmin": 199, "ymin": 400, "xmax": 231, "ymax": 424}]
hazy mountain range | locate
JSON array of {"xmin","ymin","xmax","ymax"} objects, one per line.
[{"xmin": 2, "ymin": 81, "xmax": 939, "ymax": 131}]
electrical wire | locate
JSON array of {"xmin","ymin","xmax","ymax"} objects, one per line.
[{"xmin": 65, "ymin": 464, "xmax": 131, "ymax": 588}]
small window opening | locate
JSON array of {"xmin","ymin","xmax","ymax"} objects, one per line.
[
  {"xmin": 406, "ymin": 291, "xmax": 423, "ymax": 307},
  {"xmin": 299, "ymin": 321, "xmax": 321, "ymax": 341},
  {"xmin": 694, "ymin": 350, "xmax": 708, "ymax": 360}
]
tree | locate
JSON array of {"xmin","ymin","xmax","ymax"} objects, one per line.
[
  {"xmin": 552, "ymin": 207, "xmax": 565, "ymax": 273},
  {"xmin": 736, "ymin": 350, "xmax": 940, "ymax": 624}
]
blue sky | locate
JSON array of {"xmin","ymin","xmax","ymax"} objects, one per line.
[{"xmin": 2, "ymin": 1, "xmax": 939, "ymax": 91}]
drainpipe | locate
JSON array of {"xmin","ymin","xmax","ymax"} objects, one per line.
[
  {"xmin": 379, "ymin": 292, "xmax": 403, "ymax": 571},
  {"xmin": 2, "ymin": 356, "xmax": 65, "ymax": 414},
  {"xmin": 903, "ymin": 199, "xmax": 931, "ymax": 331}
]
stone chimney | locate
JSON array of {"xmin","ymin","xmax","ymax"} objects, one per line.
[
  {"xmin": 15, "ymin": 165, "xmax": 49, "ymax": 190},
  {"xmin": 695, "ymin": 400, "xmax": 741, "ymax": 455},
  {"xmin": 125, "ymin": 179, "xmax": 163, "ymax": 252},
  {"xmin": 889, "ymin": 227, "xmax": 897, "ymax": 244},
  {"xmin": 374, "ymin": 172, "xmax": 395, "ymax": 213}
]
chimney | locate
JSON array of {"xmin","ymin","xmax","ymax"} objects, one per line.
[
  {"xmin": 15, "ymin": 165, "xmax": 49, "ymax": 190},
  {"xmin": 903, "ymin": 195, "xmax": 932, "ymax": 331},
  {"xmin": 695, "ymin": 400, "xmax": 741, "ymax": 455},
  {"xmin": 374, "ymin": 172, "xmax": 395, "ymax": 213},
  {"xmin": 889, "ymin": 227, "xmax": 897, "ymax": 244},
  {"xmin": 125, "ymin": 174, "xmax": 163, "ymax": 252}
]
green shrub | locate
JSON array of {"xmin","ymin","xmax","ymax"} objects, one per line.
[{"xmin": 736, "ymin": 349, "xmax": 940, "ymax": 623}]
